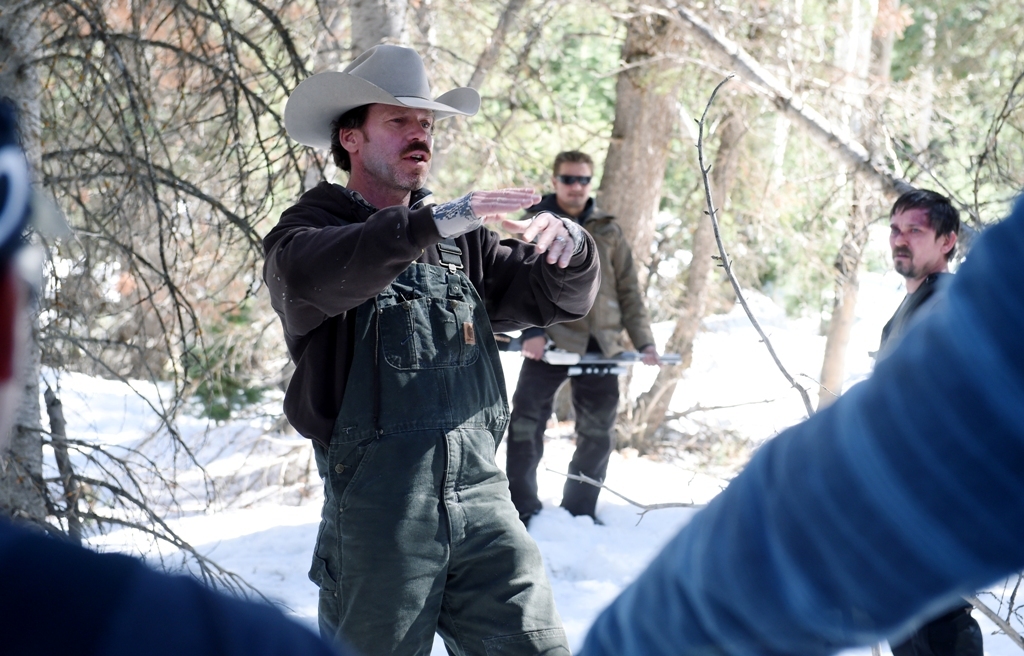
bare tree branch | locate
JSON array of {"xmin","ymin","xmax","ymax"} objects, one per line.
[
  {"xmin": 663, "ymin": 1, "xmax": 913, "ymax": 197},
  {"xmin": 965, "ymin": 594, "xmax": 1024, "ymax": 651},
  {"xmin": 696, "ymin": 75, "xmax": 815, "ymax": 418},
  {"xmin": 43, "ymin": 387, "xmax": 83, "ymax": 544}
]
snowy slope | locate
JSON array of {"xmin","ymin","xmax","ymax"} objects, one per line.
[{"xmin": 39, "ymin": 270, "xmax": 1020, "ymax": 655}]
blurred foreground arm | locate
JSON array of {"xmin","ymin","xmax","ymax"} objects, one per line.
[{"xmin": 582, "ymin": 195, "xmax": 1024, "ymax": 655}]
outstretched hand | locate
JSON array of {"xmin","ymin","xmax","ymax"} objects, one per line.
[
  {"xmin": 470, "ymin": 188, "xmax": 541, "ymax": 220},
  {"xmin": 497, "ymin": 212, "xmax": 575, "ymax": 269},
  {"xmin": 467, "ymin": 189, "xmax": 575, "ymax": 268}
]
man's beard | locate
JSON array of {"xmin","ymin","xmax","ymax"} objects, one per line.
[
  {"xmin": 893, "ymin": 248, "xmax": 915, "ymax": 278},
  {"xmin": 363, "ymin": 140, "xmax": 431, "ymax": 193},
  {"xmin": 560, "ymin": 195, "xmax": 587, "ymax": 215}
]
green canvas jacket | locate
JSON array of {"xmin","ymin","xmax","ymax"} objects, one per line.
[{"xmin": 522, "ymin": 195, "xmax": 654, "ymax": 357}]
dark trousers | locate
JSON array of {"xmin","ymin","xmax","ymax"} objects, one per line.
[
  {"xmin": 505, "ymin": 357, "xmax": 620, "ymax": 519},
  {"xmin": 890, "ymin": 605, "xmax": 983, "ymax": 656}
]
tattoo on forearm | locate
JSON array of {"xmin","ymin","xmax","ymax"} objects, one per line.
[{"xmin": 432, "ymin": 193, "xmax": 479, "ymax": 238}]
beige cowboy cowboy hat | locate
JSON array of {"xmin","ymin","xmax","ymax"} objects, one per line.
[{"xmin": 285, "ymin": 45, "xmax": 480, "ymax": 150}]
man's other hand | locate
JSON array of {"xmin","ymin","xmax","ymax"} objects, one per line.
[
  {"xmin": 496, "ymin": 212, "xmax": 575, "ymax": 268},
  {"xmin": 521, "ymin": 335, "xmax": 548, "ymax": 361},
  {"xmin": 640, "ymin": 344, "xmax": 660, "ymax": 366}
]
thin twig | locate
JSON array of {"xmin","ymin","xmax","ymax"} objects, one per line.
[
  {"xmin": 666, "ymin": 397, "xmax": 781, "ymax": 420},
  {"xmin": 696, "ymin": 75, "xmax": 816, "ymax": 418},
  {"xmin": 546, "ymin": 468, "xmax": 704, "ymax": 523}
]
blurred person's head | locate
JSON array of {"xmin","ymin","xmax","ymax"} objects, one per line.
[
  {"xmin": 0, "ymin": 103, "xmax": 39, "ymax": 449},
  {"xmin": 551, "ymin": 151, "xmax": 594, "ymax": 218}
]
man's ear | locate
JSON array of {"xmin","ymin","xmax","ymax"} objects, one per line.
[
  {"xmin": 0, "ymin": 268, "xmax": 19, "ymax": 383},
  {"xmin": 941, "ymin": 231, "xmax": 958, "ymax": 257},
  {"xmin": 339, "ymin": 127, "xmax": 361, "ymax": 155}
]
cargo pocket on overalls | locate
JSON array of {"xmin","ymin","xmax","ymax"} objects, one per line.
[
  {"xmin": 482, "ymin": 628, "xmax": 570, "ymax": 655},
  {"xmin": 309, "ymin": 472, "xmax": 340, "ymax": 628},
  {"xmin": 308, "ymin": 437, "xmax": 379, "ymax": 594},
  {"xmin": 379, "ymin": 275, "xmax": 479, "ymax": 370}
]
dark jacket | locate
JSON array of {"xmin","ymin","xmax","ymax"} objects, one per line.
[
  {"xmin": 0, "ymin": 519, "xmax": 345, "ymax": 656},
  {"xmin": 522, "ymin": 195, "xmax": 654, "ymax": 357},
  {"xmin": 263, "ymin": 182, "xmax": 600, "ymax": 445},
  {"xmin": 879, "ymin": 272, "xmax": 951, "ymax": 356}
]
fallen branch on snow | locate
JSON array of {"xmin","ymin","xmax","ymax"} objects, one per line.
[{"xmin": 545, "ymin": 468, "xmax": 705, "ymax": 523}]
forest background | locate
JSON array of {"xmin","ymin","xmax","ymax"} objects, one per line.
[{"xmin": 0, "ymin": 0, "xmax": 1022, "ymax": 615}]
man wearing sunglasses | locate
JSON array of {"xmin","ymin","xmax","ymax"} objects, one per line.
[{"xmin": 505, "ymin": 151, "xmax": 659, "ymax": 526}]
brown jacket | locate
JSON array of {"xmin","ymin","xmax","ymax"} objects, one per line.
[
  {"xmin": 523, "ymin": 195, "xmax": 654, "ymax": 357},
  {"xmin": 263, "ymin": 182, "xmax": 600, "ymax": 445}
]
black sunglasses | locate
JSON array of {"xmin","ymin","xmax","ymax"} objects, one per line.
[{"xmin": 556, "ymin": 175, "xmax": 592, "ymax": 186}]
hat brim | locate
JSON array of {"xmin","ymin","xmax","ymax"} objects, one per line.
[{"xmin": 285, "ymin": 72, "xmax": 480, "ymax": 150}]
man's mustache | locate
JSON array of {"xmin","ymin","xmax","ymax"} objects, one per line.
[
  {"xmin": 893, "ymin": 248, "xmax": 911, "ymax": 258},
  {"xmin": 403, "ymin": 143, "xmax": 431, "ymax": 157}
]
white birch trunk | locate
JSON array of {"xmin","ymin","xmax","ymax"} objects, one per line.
[
  {"xmin": 0, "ymin": 0, "xmax": 47, "ymax": 523},
  {"xmin": 351, "ymin": 0, "xmax": 409, "ymax": 54},
  {"xmin": 914, "ymin": 8, "xmax": 936, "ymax": 156}
]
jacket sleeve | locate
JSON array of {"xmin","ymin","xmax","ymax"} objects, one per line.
[
  {"xmin": 611, "ymin": 229, "xmax": 656, "ymax": 350},
  {"xmin": 581, "ymin": 196, "xmax": 1024, "ymax": 655},
  {"xmin": 108, "ymin": 566, "xmax": 350, "ymax": 656},
  {"xmin": 477, "ymin": 227, "xmax": 600, "ymax": 334},
  {"xmin": 0, "ymin": 522, "xmax": 349, "ymax": 656},
  {"xmin": 263, "ymin": 202, "xmax": 441, "ymax": 338}
]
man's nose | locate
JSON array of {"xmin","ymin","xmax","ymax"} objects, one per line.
[{"xmin": 408, "ymin": 124, "xmax": 432, "ymax": 143}]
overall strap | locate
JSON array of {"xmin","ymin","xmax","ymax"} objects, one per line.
[{"xmin": 437, "ymin": 238, "xmax": 463, "ymax": 273}]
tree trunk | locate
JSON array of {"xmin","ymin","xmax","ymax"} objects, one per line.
[
  {"xmin": 466, "ymin": 0, "xmax": 528, "ymax": 91},
  {"xmin": 45, "ymin": 387, "xmax": 82, "ymax": 543},
  {"xmin": 0, "ymin": 0, "xmax": 47, "ymax": 524},
  {"xmin": 311, "ymin": 0, "xmax": 348, "ymax": 73},
  {"xmin": 818, "ymin": 180, "xmax": 873, "ymax": 407},
  {"xmin": 304, "ymin": 0, "xmax": 348, "ymax": 190},
  {"xmin": 914, "ymin": 7, "xmax": 936, "ymax": 157},
  {"xmin": 410, "ymin": 0, "xmax": 436, "ymax": 49},
  {"xmin": 625, "ymin": 112, "xmax": 744, "ymax": 452},
  {"xmin": 598, "ymin": 13, "xmax": 684, "ymax": 283},
  {"xmin": 818, "ymin": 0, "xmax": 896, "ymax": 408},
  {"xmin": 351, "ymin": 0, "xmax": 409, "ymax": 54},
  {"xmin": 429, "ymin": 0, "xmax": 529, "ymax": 180}
]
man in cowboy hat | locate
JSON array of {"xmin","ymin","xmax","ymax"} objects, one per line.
[
  {"xmin": 0, "ymin": 102, "xmax": 348, "ymax": 656},
  {"xmin": 264, "ymin": 45, "xmax": 599, "ymax": 655}
]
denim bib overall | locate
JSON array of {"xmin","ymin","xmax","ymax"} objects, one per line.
[{"xmin": 310, "ymin": 261, "xmax": 569, "ymax": 656}]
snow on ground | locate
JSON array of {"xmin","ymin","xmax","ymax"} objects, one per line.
[{"xmin": 41, "ymin": 269, "xmax": 1020, "ymax": 655}]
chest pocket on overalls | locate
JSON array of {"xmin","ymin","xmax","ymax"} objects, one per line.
[{"xmin": 377, "ymin": 271, "xmax": 480, "ymax": 370}]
